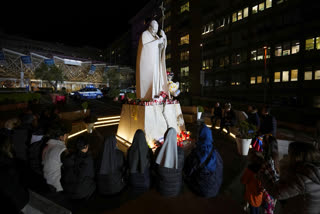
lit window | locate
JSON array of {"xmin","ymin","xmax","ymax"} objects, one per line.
[
  {"xmin": 202, "ymin": 61, "xmax": 206, "ymax": 70},
  {"xmin": 232, "ymin": 53, "xmax": 241, "ymax": 65},
  {"xmin": 305, "ymin": 38, "xmax": 315, "ymax": 50},
  {"xmin": 282, "ymin": 71, "xmax": 289, "ymax": 82},
  {"xmin": 180, "ymin": 34, "xmax": 189, "ymax": 45},
  {"xmin": 238, "ymin": 10, "xmax": 242, "ymax": 20},
  {"xmin": 259, "ymin": 2, "xmax": 265, "ymax": 11},
  {"xmin": 209, "ymin": 23, "xmax": 214, "ymax": 31},
  {"xmin": 180, "ymin": 2, "xmax": 190, "ymax": 13},
  {"xmin": 257, "ymin": 76, "xmax": 262, "ymax": 83},
  {"xmin": 266, "ymin": 0, "xmax": 272, "ymax": 8},
  {"xmin": 291, "ymin": 41, "xmax": 300, "ymax": 54},
  {"xmin": 274, "ymin": 72, "xmax": 281, "ymax": 82},
  {"xmin": 283, "ymin": 42, "xmax": 291, "ymax": 56},
  {"xmin": 219, "ymin": 57, "xmax": 224, "ymax": 67},
  {"xmin": 291, "ymin": 69, "xmax": 298, "ymax": 81},
  {"xmin": 250, "ymin": 77, "xmax": 256, "ymax": 84},
  {"xmin": 257, "ymin": 48, "xmax": 264, "ymax": 60},
  {"xmin": 232, "ymin": 13, "xmax": 237, "ymax": 22},
  {"xmin": 165, "ymin": 25, "xmax": 171, "ymax": 33},
  {"xmin": 224, "ymin": 56, "xmax": 229, "ymax": 65},
  {"xmin": 275, "ymin": 45, "xmax": 282, "ymax": 57},
  {"xmin": 180, "ymin": 51, "xmax": 189, "ymax": 61},
  {"xmin": 266, "ymin": 47, "xmax": 271, "ymax": 58},
  {"xmin": 252, "ymin": 5, "xmax": 258, "ymax": 14},
  {"xmin": 251, "ymin": 50, "xmax": 257, "ymax": 61},
  {"xmin": 180, "ymin": 66, "xmax": 189, "ymax": 76},
  {"xmin": 165, "ymin": 11, "xmax": 171, "ymax": 19},
  {"xmin": 315, "ymin": 70, "xmax": 320, "ymax": 80},
  {"xmin": 304, "ymin": 71, "xmax": 313, "ymax": 80},
  {"xmin": 243, "ymin": 7, "xmax": 249, "ymax": 18},
  {"xmin": 316, "ymin": 37, "xmax": 320, "ymax": 50}
]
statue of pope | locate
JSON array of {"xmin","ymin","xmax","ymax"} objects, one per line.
[{"xmin": 136, "ymin": 20, "xmax": 169, "ymax": 100}]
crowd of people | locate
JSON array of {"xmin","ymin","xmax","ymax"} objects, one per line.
[
  {"xmin": 211, "ymin": 101, "xmax": 320, "ymax": 213},
  {"xmin": 1, "ymin": 101, "xmax": 320, "ymax": 214},
  {"xmin": 0, "ymin": 105, "xmax": 224, "ymax": 213},
  {"xmin": 211, "ymin": 102, "xmax": 277, "ymax": 137}
]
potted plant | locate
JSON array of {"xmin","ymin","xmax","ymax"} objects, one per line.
[
  {"xmin": 82, "ymin": 101, "xmax": 88, "ymax": 113},
  {"xmin": 197, "ymin": 105, "xmax": 204, "ymax": 120},
  {"xmin": 235, "ymin": 120, "xmax": 257, "ymax": 156}
]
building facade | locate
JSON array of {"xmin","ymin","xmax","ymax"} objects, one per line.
[{"xmin": 161, "ymin": 0, "xmax": 320, "ymax": 109}]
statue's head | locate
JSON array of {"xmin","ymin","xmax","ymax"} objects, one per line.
[{"xmin": 149, "ymin": 20, "xmax": 159, "ymax": 36}]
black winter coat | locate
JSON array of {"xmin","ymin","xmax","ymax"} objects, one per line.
[
  {"xmin": 61, "ymin": 152, "xmax": 96, "ymax": 199},
  {"xmin": 155, "ymin": 147, "xmax": 184, "ymax": 197},
  {"xmin": 184, "ymin": 150, "xmax": 223, "ymax": 198},
  {"xmin": 96, "ymin": 150, "xmax": 127, "ymax": 195},
  {"xmin": 260, "ymin": 114, "xmax": 277, "ymax": 136}
]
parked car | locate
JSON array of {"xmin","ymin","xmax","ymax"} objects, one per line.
[
  {"xmin": 70, "ymin": 87, "xmax": 103, "ymax": 100},
  {"xmin": 119, "ymin": 87, "xmax": 136, "ymax": 95}
]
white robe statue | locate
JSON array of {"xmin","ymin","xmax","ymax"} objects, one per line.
[{"xmin": 136, "ymin": 20, "xmax": 169, "ymax": 100}]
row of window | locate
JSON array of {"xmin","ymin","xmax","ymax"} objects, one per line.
[
  {"xmin": 201, "ymin": 0, "xmax": 288, "ymax": 35},
  {"xmin": 252, "ymin": 0, "xmax": 273, "ymax": 15},
  {"xmin": 250, "ymin": 69, "xmax": 320, "ymax": 85},
  {"xmin": 202, "ymin": 59, "xmax": 214, "ymax": 70},
  {"xmin": 251, "ymin": 47, "xmax": 271, "ymax": 61},
  {"xmin": 232, "ymin": 7, "xmax": 249, "ymax": 23},
  {"xmin": 275, "ymin": 41, "xmax": 300, "ymax": 57},
  {"xmin": 306, "ymin": 37, "xmax": 320, "ymax": 50}
]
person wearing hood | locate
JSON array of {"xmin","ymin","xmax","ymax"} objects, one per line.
[
  {"xmin": 184, "ymin": 124, "xmax": 223, "ymax": 198},
  {"xmin": 42, "ymin": 121, "xmax": 70, "ymax": 192},
  {"xmin": 61, "ymin": 136, "xmax": 96, "ymax": 200},
  {"xmin": 155, "ymin": 127, "xmax": 184, "ymax": 197},
  {"xmin": 259, "ymin": 142, "xmax": 320, "ymax": 214},
  {"xmin": 127, "ymin": 129, "xmax": 153, "ymax": 194},
  {"xmin": 96, "ymin": 135, "xmax": 127, "ymax": 195}
]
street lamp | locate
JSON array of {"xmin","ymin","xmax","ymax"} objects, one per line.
[{"xmin": 263, "ymin": 46, "xmax": 268, "ymax": 104}]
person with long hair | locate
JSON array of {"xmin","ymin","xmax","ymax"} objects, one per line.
[
  {"xmin": 127, "ymin": 129, "xmax": 153, "ymax": 194},
  {"xmin": 184, "ymin": 124, "xmax": 223, "ymax": 198},
  {"xmin": 259, "ymin": 142, "xmax": 320, "ymax": 213},
  {"xmin": 61, "ymin": 136, "xmax": 96, "ymax": 200},
  {"xmin": 96, "ymin": 135, "xmax": 127, "ymax": 195},
  {"xmin": 155, "ymin": 127, "xmax": 184, "ymax": 197}
]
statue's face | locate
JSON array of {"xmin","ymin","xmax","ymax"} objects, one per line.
[{"xmin": 149, "ymin": 20, "xmax": 158, "ymax": 36}]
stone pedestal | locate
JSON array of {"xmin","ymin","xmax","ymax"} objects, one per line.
[{"xmin": 116, "ymin": 104, "xmax": 185, "ymax": 146}]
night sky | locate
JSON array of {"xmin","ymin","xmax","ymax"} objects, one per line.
[{"xmin": 0, "ymin": 0, "xmax": 151, "ymax": 49}]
